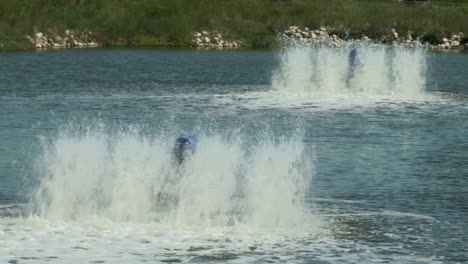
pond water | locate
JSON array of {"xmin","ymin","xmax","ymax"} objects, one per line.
[{"xmin": 0, "ymin": 46, "xmax": 467, "ymax": 263}]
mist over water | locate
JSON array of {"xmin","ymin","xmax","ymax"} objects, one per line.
[
  {"xmin": 272, "ymin": 43, "xmax": 428, "ymax": 98},
  {"xmin": 30, "ymin": 124, "xmax": 315, "ymax": 232}
]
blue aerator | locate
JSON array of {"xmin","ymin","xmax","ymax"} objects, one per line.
[{"xmin": 173, "ymin": 136, "xmax": 198, "ymax": 164}]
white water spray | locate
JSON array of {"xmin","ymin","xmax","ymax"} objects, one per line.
[
  {"xmin": 272, "ymin": 43, "xmax": 428, "ymax": 98},
  {"xmin": 30, "ymin": 125, "xmax": 314, "ymax": 232}
]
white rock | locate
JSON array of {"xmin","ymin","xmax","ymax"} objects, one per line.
[
  {"xmin": 294, "ymin": 32, "xmax": 301, "ymax": 38},
  {"xmin": 320, "ymin": 27, "xmax": 326, "ymax": 32},
  {"xmin": 407, "ymin": 32, "xmax": 412, "ymax": 40},
  {"xmin": 53, "ymin": 43, "xmax": 60, "ymax": 48},
  {"xmin": 65, "ymin": 29, "xmax": 70, "ymax": 36},
  {"xmin": 304, "ymin": 27, "xmax": 309, "ymax": 31},
  {"xmin": 310, "ymin": 32, "xmax": 316, "ymax": 39},
  {"xmin": 196, "ymin": 38, "xmax": 202, "ymax": 43},
  {"xmin": 393, "ymin": 32, "xmax": 398, "ymax": 39},
  {"xmin": 35, "ymin": 32, "xmax": 43, "ymax": 38},
  {"xmin": 35, "ymin": 43, "xmax": 42, "ymax": 48},
  {"xmin": 442, "ymin": 38, "xmax": 449, "ymax": 43},
  {"xmin": 451, "ymin": 40, "xmax": 460, "ymax": 47},
  {"xmin": 204, "ymin": 36, "xmax": 211, "ymax": 43},
  {"xmin": 301, "ymin": 31, "xmax": 309, "ymax": 38},
  {"xmin": 195, "ymin": 32, "xmax": 202, "ymax": 37},
  {"xmin": 202, "ymin": 31, "xmax": 209, "ymax": 36},
  {"xmin": 290, "ymin": 25, "xmax": 299, "ymax": 31}
]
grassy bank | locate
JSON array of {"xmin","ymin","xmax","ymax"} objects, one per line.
[{"xmin": 1, "ymin": 0, "xmax": 467, "ymax": 51}]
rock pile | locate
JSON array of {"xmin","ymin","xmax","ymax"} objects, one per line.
[
  {"xmin": 27, "ymin": 30, "xmax": 99, "ymax": 49},
  {"xmin": 192, "ymin": 31, "xmax": 241, "ymax": 48},
  {"xmin": 281, "ymin": 25, "xmax": 465, "ymax": 50},
  {"xmin": 282, "ymin": 26, "xmax": 346, "ymax": 47},
  {"xmin": 437, "ymin": 33, "xmax": 464, "ymax": 49},
  {"xmin": 281, "ymin": 26, "xmax": 423, "ymax": 48}
]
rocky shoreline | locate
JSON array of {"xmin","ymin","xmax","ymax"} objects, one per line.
[
  {"xmin": 26, "ymin": 27, "xmax": 467, "ymax": 51},
  {"xmin": 281, "ymin": 26, "xmax": 467, "ymax": 51},
  {"xmin": 191, "ymin": 31, "xmax": 241, "ymax": 48},
  {"xmin": 27, "ymin": 29, "xmax": 99, "ymax": 49}
]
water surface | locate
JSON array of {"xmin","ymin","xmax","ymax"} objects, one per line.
[{"xmin": 0, "ymin": 47, "xmax": 467, "ymax": 263}]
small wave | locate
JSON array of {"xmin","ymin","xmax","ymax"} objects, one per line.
[
  {"xmin": 309, "ymin": 198, "xmax": 366, "ymax": 204},
  {"xmin": 321, "ymin": 210, "xmax": 437, "ymax": 222},
  {"xmin": 0, "ymin": 203, "xmax": 29, "ymax": 218}
]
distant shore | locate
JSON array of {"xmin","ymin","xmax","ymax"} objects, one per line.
[{"xmin": 1, "ymin": 0, "xmax": 467, "ymax": 52}]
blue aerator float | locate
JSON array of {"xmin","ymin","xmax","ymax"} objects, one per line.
[
  {"xmin": 173, "ymin": 136, "xmax": 198, "ymax": 165},
  {"xmin": 347, "ymin": 48, "xmax": 361, "ymax": 88}
]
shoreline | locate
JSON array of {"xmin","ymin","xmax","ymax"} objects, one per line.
[
  {"xmin": 2, "ymin": 29, "xmax": 467, "ymax": 53},
  {"xmin": 2, "ymin": 44, "xmax": 468, "ymax": 54},
  {"xmin": 0, "ymin": 35, "xmax": 468, "ymax": 54},
  {"xmin": 2, "ymin": 26, "xmax": 467, "ymax": 53},
  {"xmin": 1, "ymin": 0, "xmax": 468, "ymax": 52}
]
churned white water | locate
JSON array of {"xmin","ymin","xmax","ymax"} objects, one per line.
[
  {"xmin": 29, "ymin": 125, "xmax": 316, "ymax": 231},
  {"xmin": 0, "ymin": 125, "xmax": 329, "ymax": 263},
  {"xmin": 271, "ymin": 43, "xmax": 428, "ymax": 98}
]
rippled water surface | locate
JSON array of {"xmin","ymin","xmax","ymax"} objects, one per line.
[{"xmin": 0, "ymin": 47, "xmax": 467, "ymax": 263}]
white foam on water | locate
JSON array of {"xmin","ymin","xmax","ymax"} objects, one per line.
[
  {"xmin": 0, "ymin": 124, "xmax": 444, "ymax": 263},
  {"xmin": 0, "ymin": 216, "xmax": 443, "ymax": 264},
  {"xmin": 207, "ymin": 43, "xmax": 441, "ymax": 113},
  {"xmin": 28, "ymin": 124, "xmax": 318, "ymax": 233},
  {"xmin": 272, "ymin": 43, "xmax": 430, "ymax": 99},
  {"xmin": 0, "ymin": 124, "xmax": 340, "ymax": 263}
]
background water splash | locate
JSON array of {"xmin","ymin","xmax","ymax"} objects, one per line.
[{"xmin": 272, "ymin": 43, "xmax": 428, "ymax": 98}]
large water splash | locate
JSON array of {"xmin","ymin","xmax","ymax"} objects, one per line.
[
  {"xmin": 29, "ymin": 124, "xmax": 315, "ymax": 232},
  {"xmin": 272, "ymin": 43, "xmax": 428, "ymax": 98}
]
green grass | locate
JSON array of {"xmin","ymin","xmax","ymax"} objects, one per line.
[{"xmin": 0, "ymin": 0, "xmax": 467, "ymax": 51}]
